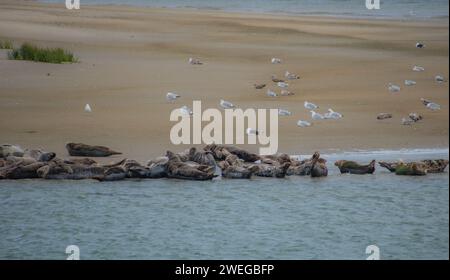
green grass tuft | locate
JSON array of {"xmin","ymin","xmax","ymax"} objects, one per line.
[
  {"xmin": 0, "ymin": 40, "xmax": 13, "ymax": 49},
  {"xmin": 8, "ymin": 43, "xmax": 77, "ymax": 64}
]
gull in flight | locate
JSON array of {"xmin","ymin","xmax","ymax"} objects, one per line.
[
  {"xmin": 412, "ymin": 65, "xmax": 425, "ymax": 72},
  {"xmin": 179, "ymin": 105, "xmax": 193, "ymax": 116},
  {"xmin": 271, "ymin": 58, "xmax": 282, "ymax": 64},
  {"xmin": 285, "ymin": 71, "xmax": 300, "ymax": 80},
  {"xmin": 220, "ymin": 99, "xmax": 235, "ymax": 109},
  {"xmin": 267, "ymin": 89, "xmax": 278, "ymax": 97},
  {"xmin": 278, "ymin": 109, "xmax": 292, "ymax": 116},
  {"xmin": 166, "ymin": 92, "xmax": 180, "ymax": 102},
  {"xmin": 84, "ymin": 104, "xmax": 92, "ymax": 113},
  {"xmin": 404, "ymin": 80, "xmax": 416, "ymax": 86},
  {"xmin": 388, "ymin": 83, "xmax": 401, "ymax": 93},
  {"xmin": 246, "ymin": 128, "xmax": 259, "ymax": 135},
  {"xmin": 297, "ymin": 120, "xmax": 311, "ymax": 127},
  {"xmin": 277, "ymin": 81, "xmax": 289, "ymax": 88},
  {"xmin": 310, "ymin": 110, "xmax": 324, "ymax": 120},
  {"xmin": 188, "ymin": 57, "xmax": 203, "ymax": 65},
  {"xmin": 420, "ymin": 98, "xmax": 441, "ymax": 110},
  {"xmin": 324, "ymin": 108, "xmax": 342, "ymax": 119},
  {"xmin": 435, "ymin": 75, "xmax": 445, "ymax": 83},
  {"xmin": 304, "ymin": 101, "xmax": 318, "ymax": 110}
]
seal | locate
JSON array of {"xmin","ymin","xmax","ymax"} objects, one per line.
[
  {"xmin": 66, "ymin": 143, "xmax": 122, "ymax": 157},
  {"xmin": 334, "ymin": 160, "xmax": 376, "ymax": 174}
]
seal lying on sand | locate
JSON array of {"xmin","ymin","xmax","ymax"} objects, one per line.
[
  {"xmin": 204, "ymin": 144, "xmax": 259, "ymax": 162},
  {"xmin": 335, "ymin": 160, "xmax": 376, "ymax": 174},
  {"xmin": 37, "ymin": 160, "xmax": 106, "ymax": 180},
  {"xmin": 0, "ymin": 157, "xmax": 46, "ymax": 179},
  {"xmin": 378, "ymin": 161, "xmax": 427, "ymax": 176},
  {"xmin": 66, "ymin": 143, "xmax": 121, "ymax": 157},
  {"xmin": 25, "ymin": 149, "xmax": 56, "ymax": 162},
  {"xmin": 310, "ymin": 152, "xmax": 328, "ymax": 177},
  {"xmin": 166, "ymin": 151, "xmax": 216, "ymax": 180},
  {"xmin": 286, "ymin": 152, "xmax": 328, "ymax": 177},
  {"xmin": 0, "ymin": 144, "xmax": 24, "ymax": 158},
  {"xmin": 217, "ymin": 153, "xmax": 259, "ymax": 179},
  {"xmin": 247, "ymin": 162, "xmax": 291, "ymax": 178},
  {"xmin": 379, "ymin": 159, "xmax": 448, "ymax": 175}
]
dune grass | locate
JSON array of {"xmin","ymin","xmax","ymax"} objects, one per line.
[
  {"xmin": 8, "ymin": 43, "xmax": 77, "ymax": 64},
  {"xmin": 0, "ymin": 40, "xmax": 13, "ymax": 49}
]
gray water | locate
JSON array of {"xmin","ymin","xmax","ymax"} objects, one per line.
[
  {"xmin": 0, "ymin": 150, "xmax": 448, "ymax": 259},
  {"xmin": 41, "ymin": 0, "xmax": 449, "ymax": 19}
]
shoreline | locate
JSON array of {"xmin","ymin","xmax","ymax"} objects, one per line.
[
  {"xmin": 0, "ymin": 0, "xmax": 448, "ymax": 160},
  {"xmin": 37, "ymin": 0, "xmax": 450, "ymax": 21}
]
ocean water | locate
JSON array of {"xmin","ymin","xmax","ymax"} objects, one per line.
[
  {"xmin": 0, "ymin": 150, "xmax": 448, "ymax": 259},
  {"xmin": 41, "ymin": 0, "xmax": 449, "ymax": 19}
]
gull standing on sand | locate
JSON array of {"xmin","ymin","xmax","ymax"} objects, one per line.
[
  {"xmin": 412, "ymin": 65, "xmax": 425, "ymax": 72},
  {"xmin": 285, "ymin": 71, "xmax": 300, "ymax": 80},
  {"xmin": 179, "ymin": 105, "xmax": 193, "ymax": 116},
  {"xmin": 271, "ymin": 58, "xmax": 282, "ymax": 64},
  {"xmin": 310, "ymin": 110, "xmax": 324, "ymax": 120},
  {"xmin": 304, "ymin": 101, "xmax": 318, "ymax": 110},
  {"xmin": 220, "ymin": 99, "xmax": 235, "ymax": 109},
  {"xmin": 435, "ymin": 75, "xmax": 445, "ymax": 83},
  {"xmin": 280, "ymin": 90, "xmax": 294, "ymax": 96},
  {"xmin": 188, "ymin": 57, "xmax": 203, "ymax": 65},
  {"xmin": 388, "ymin": 83, "xmax": 401, "ymax": 93},
  {"xmin": 84, "ymin": 104, "xmax": 92, "ymax": 113},
  {"xmin": 324, "ymin": 108, "xmax": 342, "ymax": 119},
  {"xmin": 166, "ymin": 92, "xmax": 180, "ymax": 102},
  {"xmin": 297, "ymin": 120, "xmax": 311, "ymax": 127},
  {"xmin": 271, "ymin": 75, "xmax": 285, "ymax": 83},
  {"xmin": 277, "ymin": 81, "xmax": 289, "ymax": 88},
  {"xmin": 278, "ymin": 109, "xmax": 292, "ymax": 116},
  {"xmin": 267, "ymin": 89, "xmax": 278, "ymax": 97},
  {"xmin": 420, "ymin": 98, "xmax": 441, "ymax": 110},
  {"xmin": 246, "ymin": 128, "xmax": 259, "ymax": 136},
  {"xmin": 404, "ymin": 80, "xmax": 416, "ymax": 86},
  {"xmin": 415, "ymin": 42, "xmax": 425, "ymax": 48}
]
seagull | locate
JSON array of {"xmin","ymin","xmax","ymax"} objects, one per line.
[
  {"xmin": 409, "ymin": 113, "xmax": 422, "ymax": 122},
  {"xmin": 277, "ymin": 81, "xmax": 289, "ymax": 88},
  {"xmin": 271, "ymin": 58, "xmax": 282, "ymax": 64},
  {"xmin": 310, "ymin": 110, "xmax": 324, "ymax": 120},
  {"xmin": 304, "ymin": 101, "xmax": 318, "ymax": 110},
  {"xmin": 278, "ymin": 109, "xmax": 292, "ymax": 116},
  {"xmin": 388, "ymin": 83, "xmax": 401, "ymax": 93},
  {"xmin": 412, "ymin": 65, "xmax": 425, "ymax": 72},
  {"xmin": 324, "ymin": 108, "xmax": 342, "ymax": 119},
  {"xmin": 280, "ymin": 90, "xmax": 294, "ymax": 96},
  {"xmin": 421, "ymin": 98, "xmax": 440, "ymax": 110},
  {"xmin": 426, "ymin": 102, "xmax": 441, "ymax": 111},
  {"xmin": 84, "ymin": 104, "xmax": 92, "ymax": 113},
  {"xmin": 267, "ymin": 89, "xmax": 278, "ymax": 97},
  {"xmin": 179, "ymin": 105, "xmax": 193, "ymax": 116},
  {"xmin": 285, "ymin": 71, "xmax": 300, "ymax": 80},
  {"xmin": 166, "ymin": 92, "xmax": 180, "ymax": 102},
  {"xmin": 254, "ymin": 83, "xmax": 266, "ymax": 89},
  {"xmin": 415, "ymin": 42, "xmax": 425, "ymax": 48},
  {"xmin": 435, "ymin": 75, "xmax": 445, "ymax": 83},
  {"xmin": 271, "ymin": 75, "xmax": 285, "ymax": 83},
  {"xmin": 401, "ymin": 117, "xmax": 414, "ymax": 125},
  {"xmin": 246, "ymin": 128, "xmax": 259, "ymax": 135},
  {"xmin": 220, "ymin": 99, "xmax": 235, "ymax": 109},
  {"xmin": 297, "ymin": 120, "xmax": 311, "ymax": 127},
  {"xmin": 404, "ymin": 80, "xmax": 416, "ymax": 86},
  {"xmin": 188, "ymin": 57, "xmax": 203, "ymax": 65}
]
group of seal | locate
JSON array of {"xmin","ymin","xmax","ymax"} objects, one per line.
[{"xmin": 0, "ymin": 143, "xmax": 448, "ymax": 181}]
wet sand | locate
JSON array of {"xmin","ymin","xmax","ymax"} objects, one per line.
[{"xmin": 0, "ymin": 0, "xmax": 448, "ymax": 161}]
